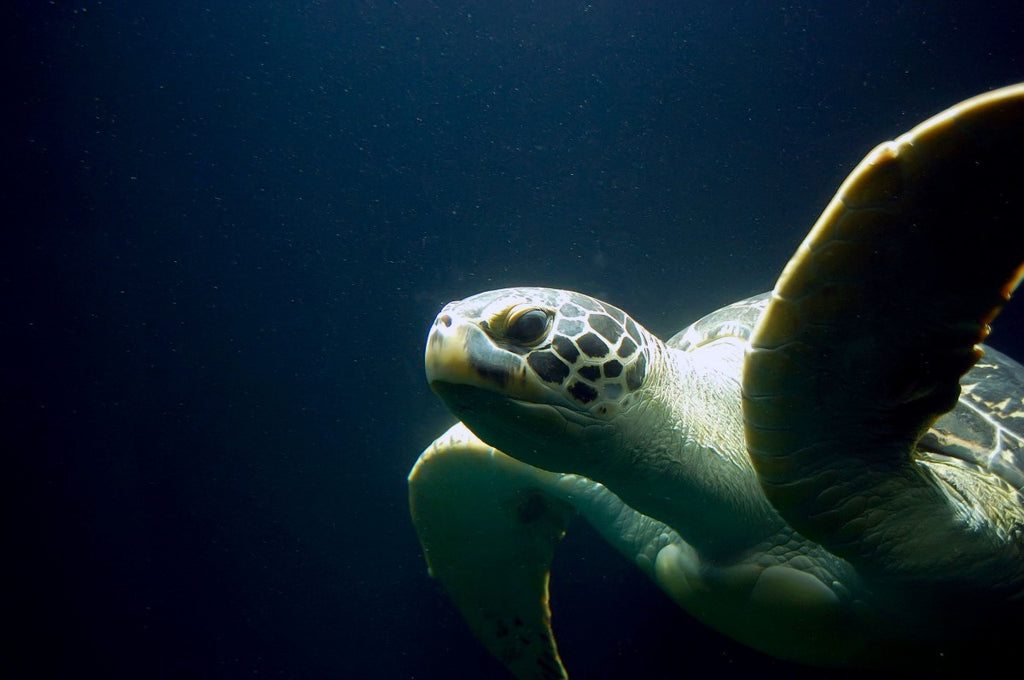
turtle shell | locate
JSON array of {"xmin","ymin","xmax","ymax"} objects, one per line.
[
  {"xmin": 671, "ymin": 292, "xmax": 1024, "ymax": 498},
  {"xmin": 667, "ymin": 292, "xmax": 771, "ymax": 352},
  {"xmin": 921, "ymin": 344, "xmax": 1024, "ymax": 495}
]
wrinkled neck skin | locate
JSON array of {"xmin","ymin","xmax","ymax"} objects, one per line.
[
  {"xmin": 568, "ymin": 337, "xmax": 784, "ymax": 561},
  {"xmin": 449, "ymin": 331, "xmax": 788, "ymax": 563}
]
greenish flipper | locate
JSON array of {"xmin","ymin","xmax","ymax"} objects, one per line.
[
  {"xmin": 744, "ymin": 84, "xmax": 1024, "ymax": 593},
  {"xmin": 409, "ymin": 423, "xmax": 574, "ymax": 680}
]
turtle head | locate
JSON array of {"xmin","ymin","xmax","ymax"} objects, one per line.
[{"xmin": 425, "ymin": 287, "xmax": 656, "ymax": 474}]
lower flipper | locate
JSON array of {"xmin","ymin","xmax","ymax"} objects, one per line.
[{"xmin": 409, "ymin": 422, "xmax": 575, "ymax": 680}]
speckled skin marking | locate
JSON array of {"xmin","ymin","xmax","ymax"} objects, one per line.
[
  {"xmin": 516, "ymin": 293, "xmax": 649, "ymax": 410},
  {"xmin": 427, "ymin": 288, "xmax": 651, "ymax": 419}
]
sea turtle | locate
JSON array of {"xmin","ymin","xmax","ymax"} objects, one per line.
[{"xmin": 408, "ymin": 84, "xmax": 1024, "ymax": 677}]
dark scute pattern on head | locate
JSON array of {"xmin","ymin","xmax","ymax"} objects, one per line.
[
  {"xmin": 601, "ymin": 303, "xmax": 626, "ymax": 324},
  {"xmin": 626, "ymin": 352, "xmax": 647, "ymax": 390},
  {"xmin": 590, "ymin": 314, "xmax": 624, "ymax": 343},
  {"xmin": 568, "ymin": 380, "xmax": 598, "ymax": 404},
  {"xmin": 553, "ymin": 335, "xmax": 580, "ymax": 364},
  {"xmin": 626, "ymin": 317, "xmax": 641, "ymax": 342},
  {"xmin": 558, "ymin": 318, "xmax": 585, "ymax": 336},
  {"xmin": 578, "ymin": 365, "xmax": 601, "ymax": 382},
  {"xmin": 574, "ymin": 296, "xmax": 604, "ymax": 312},
  {"xmin": 527, "ymin": 351, "xmax": 571, "ymax": 384},
  {"xmin": 618, "ymin": 336, "xmax": 637, "ymax": 358},
  {"xmin": 604, "ymin": 359, "xmax": 623, "ymax": 378},
  {"xmin": 560, "ymin": 303, "xmax": 585, "ymax": 318},
  {"xmin": 577, "ymin": 332, "xmax": 609, "ymax": 358}
]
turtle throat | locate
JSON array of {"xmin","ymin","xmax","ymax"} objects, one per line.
[{"xmin": 580, "ymin": 339, "xmax": 784, "ymax": 560}]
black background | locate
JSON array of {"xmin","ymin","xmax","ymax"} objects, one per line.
[{"xmin": 6, "ymin": 2, "xmax": 1024, "ymax": 678}]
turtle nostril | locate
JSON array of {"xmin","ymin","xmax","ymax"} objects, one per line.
[{"xmin": 438, "ymin": 314, "xmax": 452, "ymax": 328}]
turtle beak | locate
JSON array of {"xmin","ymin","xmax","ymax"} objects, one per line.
[
  {"xmin": 425, "ymin": 303, "xmax": 524, "ymax": 388},
  {"xmin": 425, "ymin": 307, "xmax": 482, "ymax": 388}
]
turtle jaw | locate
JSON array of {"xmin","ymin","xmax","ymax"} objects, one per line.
[
  {"xmin": 426, "ymin": 312, "xmax": 613, "ymax": 471},
  {"xmin": 429, "ymin": 379, "xmax": 614, "ymax": 475}
]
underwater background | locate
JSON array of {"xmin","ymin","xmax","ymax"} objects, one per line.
[{"xmin": 7, "ymin": 2, "xmax": 1024, "ymax": 678}]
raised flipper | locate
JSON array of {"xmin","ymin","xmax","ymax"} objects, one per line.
[{"xmin": 743, "ymin": 84, "xmax": 1024, "ymax": 594}]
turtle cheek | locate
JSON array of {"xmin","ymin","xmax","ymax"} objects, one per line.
[
  {"xmin": 567, "ymin": 380, "xmax": 599, "ymax": 404},
  {"xmin": 604, "ymin": 384, "xmax": 624, "ymax": 400},
  {"xmin": 626, "ymin": 351, "xmax": 648, "ymax": 390},
  {"xmin": 525, "ymin": 348, "xmax": 608, "ymax": 413},
  {"xmin": 527, "ymin": 350, "xmax": 571, "ymax": 385},
  {"xmin": 469, "ymin": 329, "xmax": 543, "ymax": 391}
]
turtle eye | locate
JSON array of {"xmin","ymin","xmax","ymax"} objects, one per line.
[{"xmin": 505, "ymin": 309, "xmax": 551, "ymax": 345}]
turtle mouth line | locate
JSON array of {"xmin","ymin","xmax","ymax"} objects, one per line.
[{"xmin": 429, "ymin": 380, "xmax": 600, "ymax": 429}]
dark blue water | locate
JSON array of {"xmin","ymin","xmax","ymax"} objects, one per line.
[{"xmin": 6, "ymin": 2, "xmax": 1024, "ymax": 678}]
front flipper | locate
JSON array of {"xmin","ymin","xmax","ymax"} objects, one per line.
[
  {"xmin": 409, "ymin": 422, "xmax": 575, "ymax": 680},
  {"xmin": 744, "ymin": 84, "xmax": 1024, "ymax": 594}
]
